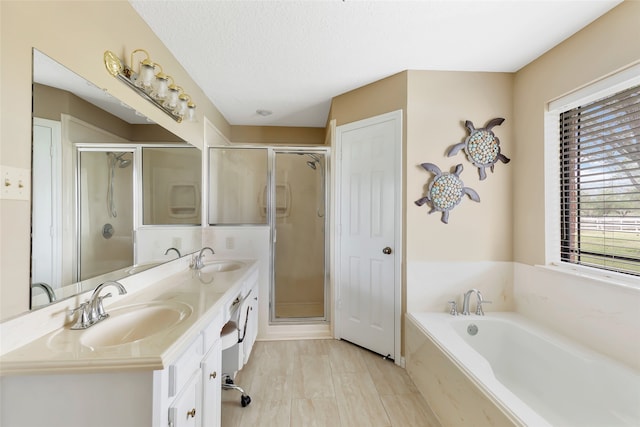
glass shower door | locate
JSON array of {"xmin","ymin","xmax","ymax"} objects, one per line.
[{"xmin": 273, "ymin": 151, "xmax": 327, "ymax": 321}]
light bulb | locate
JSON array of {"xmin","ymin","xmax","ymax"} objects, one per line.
[
  {"xmin": 153, "ymin": 73, "xmax": 169, "ymax": 99},
  {"xmin": 165, "ymin": 86, "xmax": 179, "ymax": 108},
  {"xmin": 186, "ymin": 103, "xmax": 196, "ymax": 121},
  {"xmin": 138, "ymin": 60, "xmax": 155, "ymax": 89},
  {"xmin": 177, "ymin": 94, "xmax": 189, "ymax": 116}
]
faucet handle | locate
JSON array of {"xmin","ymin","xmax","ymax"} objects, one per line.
[
  {"xmin": 447, "ymin": 300, "xmax": 459, "ymax": 316},
  {"xmin": 95, "ymin": 293, "xmax": 113, "ymax": 320},
  {"xmin": 475, "ymin": 299, "xmax": 492, "ymax": 316},
  {"xmin": 69, "ymin": 302, "xmax": 91, "ymax": 329}
]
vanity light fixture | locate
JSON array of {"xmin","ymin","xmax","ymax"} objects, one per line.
[{"xmin": 104, "ymin": 49, "xmax": 196, "ymax": 123}]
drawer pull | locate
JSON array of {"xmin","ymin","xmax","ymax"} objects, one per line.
[
  {"xmin": 187, "ymin": 408, "xmax": 196, "ymax": 418},
  {"xmin": 209, "ymin": 371, "xmax": 217, "ymax": 379}
]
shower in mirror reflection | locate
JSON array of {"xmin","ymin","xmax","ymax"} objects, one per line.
[{"xmin": 106, "ymin": 152, "xmax": 132, "ymax": 218}]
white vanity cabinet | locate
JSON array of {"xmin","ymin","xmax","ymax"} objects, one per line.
[
  {"xmin": 0, "ymin": 262, "xmax": 261, "ymax": 427},
  {"xmin": 160, "ymin": 312, "xmax": 225, "ymax": 427},
  {"xmin": 201, "ymin": 338, "xmax": 222, "ymax": 427},
  {"xmin": 168, "ymin": 370, "xmax": 202, "ymax": 427}
]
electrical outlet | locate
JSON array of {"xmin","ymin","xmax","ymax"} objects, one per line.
[
  {"xmin": 226, "ymin": 236, "xmax": 235, "ymax": 250},
  {"xmin": 0, "ymin": 165, "xmax": 30, "ymax": 201}
]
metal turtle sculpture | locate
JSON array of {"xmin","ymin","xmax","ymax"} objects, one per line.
[
  {"xmin": 447, "ymin": 117, "xmax": 510, "ymax": 180},
  {"xmin": 415, "ymin": 163, "xmax": 480, "ymax": 224}
]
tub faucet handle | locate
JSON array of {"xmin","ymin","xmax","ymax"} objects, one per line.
[
  {"xmin": 447, "ymin": 300, "xmax": 459, "ymax": 316},
  {"xmin": 475, "ymin": 297, "xmax": 492, "ymax": 316}
]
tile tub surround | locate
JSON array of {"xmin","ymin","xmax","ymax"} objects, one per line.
[
  {"xmin": 222, "ymin": 339, "xmax": 442, "ymax": 427},
  {"xmin": 513, "ymin": 263, "xmax": 640, "ymax": 371},
  {"xmin": 406, "ymin": 261, "xmax": 515, "ymax": 313},
  {"xmin": 406, "ymin": 261, "xmax": 639, "ymax": 371}
]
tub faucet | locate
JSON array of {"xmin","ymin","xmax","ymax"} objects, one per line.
[
  {"xmin": 164, "ymin": 247, "xmax": 181, "ymax": 258},
  {"xmin": 462, "ymin": 289, "xmax": 478, "ymax": 315},
  {"xmin": 192, "ymin": 246, "xmax": 214, "ymax": 270},
  {"xmin": 31, "ymin": 282, "xmax": 56, "ymax": 303},
  {"xmin": 70, "ymin": 281, "xmax": 127, "ymax": 329}
]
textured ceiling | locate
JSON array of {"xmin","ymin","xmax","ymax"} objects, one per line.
[{"xmin": 130, "ymin": 0, "xmax": 621, "ymax": 128}]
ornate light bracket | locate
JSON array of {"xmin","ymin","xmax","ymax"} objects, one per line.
[{"xmin": 104, "ymin": 50, "xmax": 195, "ymax": 123}]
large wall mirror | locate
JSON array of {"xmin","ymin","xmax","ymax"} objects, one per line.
[{"xmin": 31, "ymin": 49, "xmax": 202, "ymax": 310}]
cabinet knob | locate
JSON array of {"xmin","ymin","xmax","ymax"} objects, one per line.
[
  {"xmin": 187, "ymin": 408, "xmax": 196, "ymax": 418},
  {"xmin": 209, "ymin": 371, "xmax": 217, "ymax": 379}
]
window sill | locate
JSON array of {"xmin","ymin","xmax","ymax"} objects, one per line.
[{"xmin": 535, "ymin": 262, "xmax": 640, "ymax": 292}]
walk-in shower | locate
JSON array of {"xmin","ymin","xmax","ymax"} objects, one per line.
[
  {"xmin": 273, "ymin": 150, "xmax": 327, "ymax": 321},
  {"xmin": 208, "ymin": 147, "xmax": 329, "ymax": 323}
]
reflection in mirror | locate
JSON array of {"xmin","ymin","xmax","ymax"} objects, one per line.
[
  {"xmin": 31, "ymin": 49, "xmax": 202, "ymax": 311},
  {"xmin": 143, "ymin": 147, "xmax": 202, "ymax": 225},
  {"xmin": 78, "ymin": 149, "xmax": 134, "ymax": 281}
]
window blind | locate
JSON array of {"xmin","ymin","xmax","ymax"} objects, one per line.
[{"xmin": 559, "ymin": 84, "xmax": 640, "ymax": 276}]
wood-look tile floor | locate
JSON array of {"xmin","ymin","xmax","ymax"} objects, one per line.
[{"xmin": 221, "ymin": 339, "xmax": 441, "ymax": 427}]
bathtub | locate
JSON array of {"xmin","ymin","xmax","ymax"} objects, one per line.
[{"xmin": 405, "ymin": 312, "xmax": 640, "ymax": 427}]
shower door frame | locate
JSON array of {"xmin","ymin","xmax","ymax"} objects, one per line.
[{"xmin": 269, "ymin": 147, "xmax": 330, "ymax": 324}]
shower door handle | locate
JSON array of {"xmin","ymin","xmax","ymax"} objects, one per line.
[{"xmin": 382, "ymin": 247, "xmax": 392, "ymax": 255}]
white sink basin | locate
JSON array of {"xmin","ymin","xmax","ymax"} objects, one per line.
[
  {"xmin": 200, "ymin": 260, "xmax": 245, "ymax": 273},
  {"xmin": 80, "ymin": 301, "xmax": 192, "ymax": 348}
]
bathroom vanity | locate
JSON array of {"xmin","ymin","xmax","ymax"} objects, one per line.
[{"xmin": 0, "ymin": 258, "xmax": 259, "ymax": 427}]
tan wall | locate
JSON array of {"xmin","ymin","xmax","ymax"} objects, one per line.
[
  {"xmin": 0, "ymin": 0, "xmax": 230, "ymax": 320},
  {"xmin": 329, "ymin": 72, "xmax": 408, "ymax": 127},
  {"xmin": 231, "ymin": 126, "xmax": 325, "ymax": 145},
  {"xmin": 406, "ymin": 70, "xmax": 514, "ymax": 262},
  {"xmin": 512, "ymin": 1, "xmax": 640, "ymax": 266},
  {"xmin": 34, "ymin": 84, "xmax": 181, "ymax": 143}
]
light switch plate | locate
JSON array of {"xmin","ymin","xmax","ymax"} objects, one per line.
[{"xmin": 0, "ymin": 165, "xmax": 30, "ymax": 201}]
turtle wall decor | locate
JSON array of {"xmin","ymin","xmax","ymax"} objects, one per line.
[
  {"xmin": 447, "ymin": 117, "xmax": 510, "ymax": 180},
  {"xmin": 415, "ymin": 163, "xmax": 480, "ymax": 224}
]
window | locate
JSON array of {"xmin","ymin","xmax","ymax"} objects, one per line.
[{"xmin": 559, "ymin": 84, "xmax": 640, "ymax": 276}]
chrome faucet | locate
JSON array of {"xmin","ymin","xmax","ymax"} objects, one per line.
[
  {"xmin": 461, "ymin": 289, "xmax": 478, "ymax": 315},
  {"xmin": 31, "ymin": 282, "xmax": 56, "ymax": 303},
  {"xmin": 70, "ymin": 281, "xmax": 127, "ymax": 329},
  {"xmin": 191, "ymin": 246, "xmax": 214, "ymax": 270},
  {"xmin": 164, "ymin": 247, "xmax": 181, "ymax": 258}
]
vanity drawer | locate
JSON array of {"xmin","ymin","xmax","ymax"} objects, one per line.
[{"xmin": 169, "ymin": 336, "xmax": 204, "ymax": 397}]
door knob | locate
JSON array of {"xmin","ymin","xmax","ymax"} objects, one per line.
[{"xmin": 382, "ymin": 247, "xmax": 392, "ymax": 255}]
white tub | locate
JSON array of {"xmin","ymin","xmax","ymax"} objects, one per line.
[{"xmin": 405, "ymin": 312, "xmax": 640, "ymax": 427}]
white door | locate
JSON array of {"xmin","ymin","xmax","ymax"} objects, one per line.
[
  {"xmin": 32, "ymin": 118, "xmax": 62, "ymax": 288},
  {"xmin": 336, "ymin": 111, "xmax": 402, "ymax": 359}
]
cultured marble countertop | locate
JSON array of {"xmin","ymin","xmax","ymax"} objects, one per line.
[{"xmin": 0, "ymin": 260, "xmax": 258, "ymax": 375}]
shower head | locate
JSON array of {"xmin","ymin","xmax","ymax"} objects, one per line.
[
  {"xmin": 306, "ymin": 161, "xmax": 317, "ymax": 170},
  {"xmin": 114, "ymin": 152, "xmax": 131, "ymax": 168}
]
